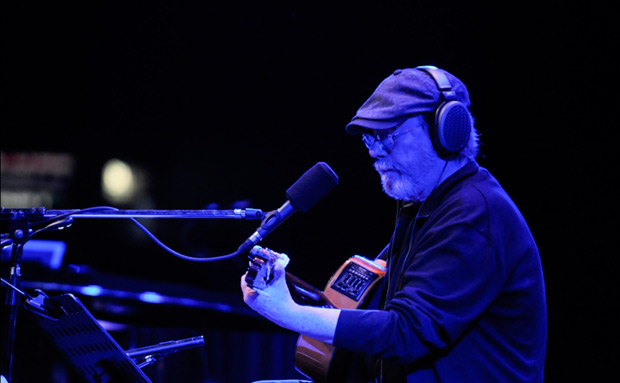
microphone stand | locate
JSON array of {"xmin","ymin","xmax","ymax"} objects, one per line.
[
  {"xmin": 126, "ymin": 336, "xmax": 205, "ymax": 368},
  {"xmin": 0, "ymin": 206, "xmax": 264, "ymax": 383}
]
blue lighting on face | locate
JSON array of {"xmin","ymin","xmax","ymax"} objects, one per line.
[
  {"xmin": 138, "ymin": 291, "xmax": 164, "ymax": 304},
  {"xmin": 79, "ymin": 285, "xmax": 104, "ymax": 296}
]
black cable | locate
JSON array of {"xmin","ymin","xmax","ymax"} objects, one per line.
[{"xmin": 8, "ymin": 206, "xmax": 241, "ymax": 263}]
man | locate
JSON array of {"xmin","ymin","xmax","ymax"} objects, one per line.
[{"xmin": 241, "ymin": 66, "xmax": 547, "ymax": 382}]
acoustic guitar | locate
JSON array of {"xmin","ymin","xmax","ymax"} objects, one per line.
[{"xmin": 246, "ymin": 245, "xmax": 386, "ymax": 382}]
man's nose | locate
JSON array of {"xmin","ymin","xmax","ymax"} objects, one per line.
[{"xmin": 368, "ymin": 141, "xmax": 388, "ymax": 158}]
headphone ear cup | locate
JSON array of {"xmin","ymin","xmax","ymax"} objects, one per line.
[{"xmin": 433, "ymin": 101, "xmax": 471, "ymax": 156}]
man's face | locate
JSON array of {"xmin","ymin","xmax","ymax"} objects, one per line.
[{"xmin": 366, "ymin": 116, "xmax": 442, "ymax": 202}]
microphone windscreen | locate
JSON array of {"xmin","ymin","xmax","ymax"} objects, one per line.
[{"xmin": 285, "ymin": 162, "xmax": 339, "ymax": 212}]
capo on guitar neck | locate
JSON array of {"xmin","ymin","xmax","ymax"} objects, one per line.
[{"xmin": 245, "ymin": 246, "xmax": 278, "ymax": 290}]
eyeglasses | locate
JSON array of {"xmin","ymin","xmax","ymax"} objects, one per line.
[{"xmin": 361, "ymin": 123, "xmax": 422, "ymax": 153}]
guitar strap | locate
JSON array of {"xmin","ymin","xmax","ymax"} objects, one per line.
[
  {"xmin": 380, "ymin": 200, "xmax": 423, "ymax": 309},
  {"xmin": 375, "ymin": 200, "xmax": 427, "ymax": 383},
  {"xmin": 377, "ymin": 200, "xmax": 400, "ymax": 310},
  {"xmin": 382, "ymin": 160, "xmax": 447, "ymax": 309},
  {"xmin": 374, "ymin": 162, "xmax": 448, "ymax": 382}
]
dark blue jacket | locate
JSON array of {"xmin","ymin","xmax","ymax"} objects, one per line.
[{"xmin": 333, "ymin": 161, "xmax": 547, "ymax": 382}]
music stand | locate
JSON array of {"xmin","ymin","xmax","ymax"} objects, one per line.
[{"xmin": 22, "ymin": 292, "xmax": 153, "ymax": 383}]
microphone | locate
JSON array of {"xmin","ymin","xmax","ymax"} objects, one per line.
[{"xmin": 237, "ymin": 162, "xmax": 339, "ymax": 254}]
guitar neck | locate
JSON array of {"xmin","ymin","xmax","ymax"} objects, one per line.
[
  {"xmin": 245, "ymin": 245, "xmax": 337, "ymax": 308},
  {"xmin": 285, "ymin": 272, "xmax": 336, "ymax": 308}
]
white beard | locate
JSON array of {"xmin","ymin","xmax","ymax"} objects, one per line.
[
  {"xmin": 374, "ymin": 144, "xmax": 439, "ymax": 202},
  {"xmin": 371, "ymin": 126, "xmax": 444, "ymax": 203},
  {"xmin": 379, "ymin": 169, "xmax": 426, "ymax": 202}
]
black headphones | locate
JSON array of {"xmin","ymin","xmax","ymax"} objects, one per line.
[{"xmin": 416, "ymin": 65, "xmax": 472, "ymax": 157}]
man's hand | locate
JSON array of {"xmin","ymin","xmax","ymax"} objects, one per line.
[
  {"xmin": 241, "ymin": 252, "xmax": 296, "ymax": 326},
  {"xmin": 240, "ymin": 251, "xmax": 340, "ymax": 343}
]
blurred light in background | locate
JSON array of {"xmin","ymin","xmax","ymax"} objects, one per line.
[
  {"xmin": 0, "ymin": 152, "xmax": 75, "ymax": 208},
  {"xmin": 79, "ymin": 284, "xmax": 104, "ymax": 297},
  {"xmin": 101, "ymin": 158, "xmax": 148, "ymax": 205},
  {"xmin": 138, "ymin": 291, "xmax": 164, "ymax": 304}
]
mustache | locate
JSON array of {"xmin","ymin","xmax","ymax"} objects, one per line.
[{"xmin": 373, "ymin": 161, "xmax": 393, "ymax": 172}]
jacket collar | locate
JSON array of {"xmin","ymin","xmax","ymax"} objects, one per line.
[{"xmin": 417, "ymin": 160, "xmax": 480, "ymax": 218}]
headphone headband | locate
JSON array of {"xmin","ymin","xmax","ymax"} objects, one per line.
[{"xmin": 416, "ymin": 65, "xmax": 457, "ymax": 100}]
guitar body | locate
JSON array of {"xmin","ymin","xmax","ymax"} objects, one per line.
[
  {"xmin": 294, "ymin": 256, "xmax": 386, "ymax": 382},
  {"xmin": 245, "ymin": 246, "xmax": 386, "ymax": 382}
]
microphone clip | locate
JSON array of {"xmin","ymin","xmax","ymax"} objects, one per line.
[{"xmin": 259, "ymin": 201, "xmax": 294, "ymax": 232}]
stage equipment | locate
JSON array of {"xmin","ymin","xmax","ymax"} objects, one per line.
[
  {"xmin": 1, "ymin": 279, "xmax": 204, "ymax": 382},
  {"xmin": 1, "ymin": 161, "xmax": 339, "ymax": 382},
  {"xmin": 0, "ymin": 205, "xmax": 261, "ymax": 382}
]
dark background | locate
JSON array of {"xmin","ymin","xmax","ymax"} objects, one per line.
[{"xmin": 2, "ymin": 1, "xmax": 618, "ymax": 382}]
